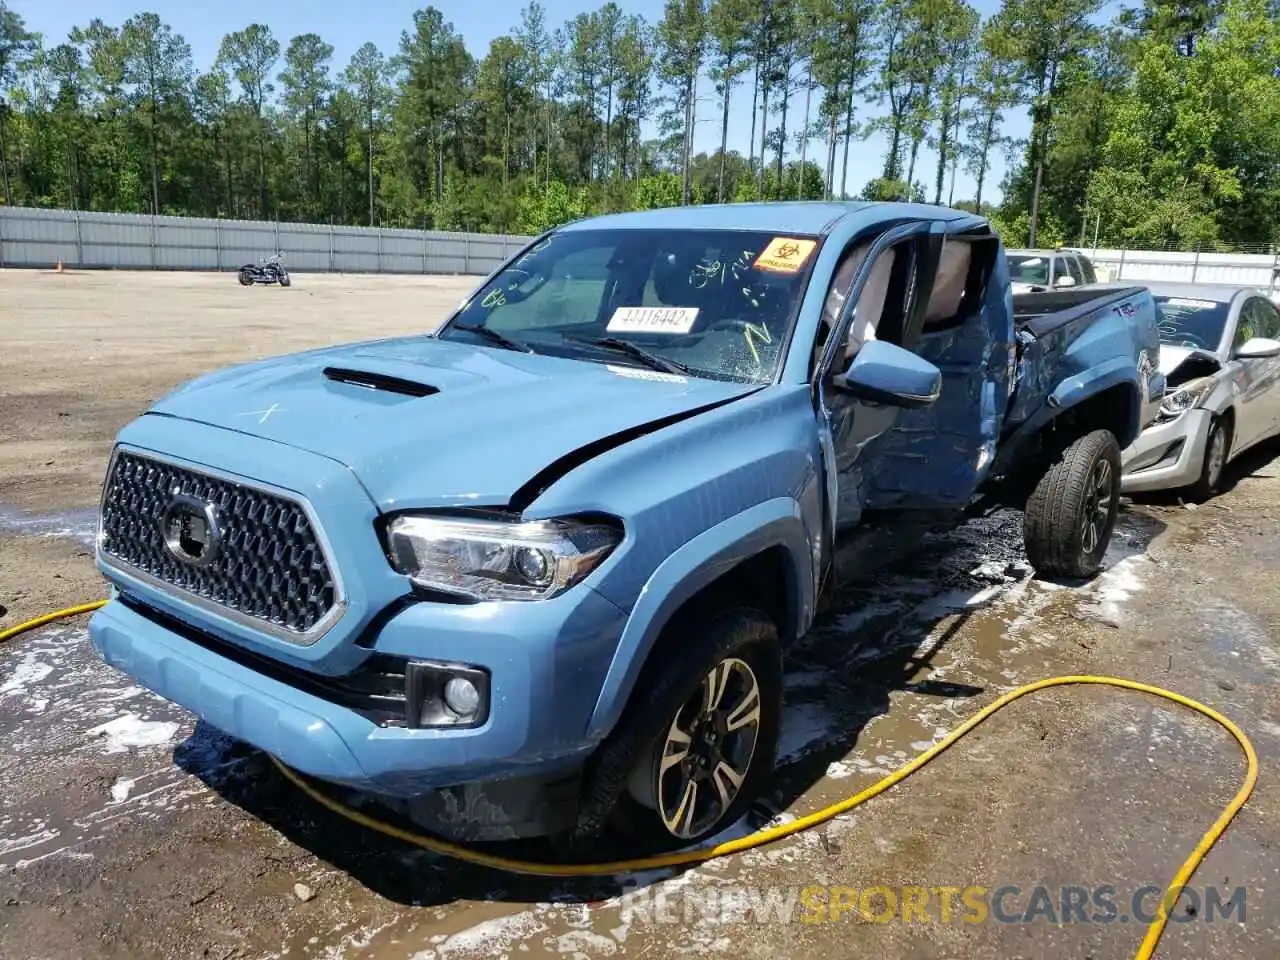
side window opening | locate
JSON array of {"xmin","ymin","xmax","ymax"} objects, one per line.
[
  {"xmin": 812, "ymin": 238, "xmax": 916, "ymax": 378},
  {"xmin": 1236, "ymin": 300, "xmax": 1261, "ymax": 347},
  {"xmin": 811, "ymin": 237, "xmax": 876, "ymax": 374},
  {"xmin": 918, "ymin": 235, "xmax": 996, "ymax": 335},
  {"xmin": 1065, "ymin": 255, "xmax": 1085, "ymax": 285},
  {"xmin": 1254, "ymin": 299, "xmax": 1280, "ymax": 339}
]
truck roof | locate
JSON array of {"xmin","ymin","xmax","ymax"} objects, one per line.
[{"xmin": 556, "ymin": 201, "xmax": 974, "ymax": 237}]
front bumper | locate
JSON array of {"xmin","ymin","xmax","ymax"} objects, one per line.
[
  {"xmin": 90, "ymin": 581, "xmax": 627, "ymax": 797},
  {"xmin": 1120, "ymin": 408, "xmax": 1212, "ymax": 493}
]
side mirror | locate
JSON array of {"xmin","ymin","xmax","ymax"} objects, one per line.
[
  {"xmin": 1234, "ymin": 337, "xmax": 1280, "ymax": 359},
  {"xmin": 830, "ymin": 340, "xmax": 942, "ymax": 409},
  {"xmin": 1054, "ymin": 274, "xmax": 1077, "ymax": 288}
]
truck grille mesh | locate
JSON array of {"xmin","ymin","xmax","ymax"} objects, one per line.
[{"xmin": 99, "ymin": 451, "xmax": 338, "ymax": 637}]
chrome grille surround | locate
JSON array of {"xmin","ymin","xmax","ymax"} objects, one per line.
[{"xmin": 97, "ymin": 447, "xmax": 346, "ymax": 646}]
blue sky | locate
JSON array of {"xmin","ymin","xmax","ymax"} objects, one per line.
[{"xmin": 15, "ymin": 0, "xmax": 1034, "ymax": 203}]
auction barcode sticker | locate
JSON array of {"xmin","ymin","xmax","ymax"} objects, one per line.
[{"xmin": 607, "ymin": 306, "xmax": 700, "ymax": 334}]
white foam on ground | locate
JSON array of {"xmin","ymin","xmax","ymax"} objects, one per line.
[
  {"xmin": 412, "ymin": 910, "xmax": 548, "ymax": 959},
  {"xmin": 1092, "ymin": 555, "xmax": 1149, "ymax": 621},
  {"xmin": 86, "ymin": 713, "xmax": 181, "ymax": 754},
  {"xmin": 0, "ymin": 827, "xmax": 58, "ymax": 856},
  {"xmin": 0, "ymin": 655, "xmax": 54, "ymax": 695},
  {"xmin": 825, "ymin": 760, "xmax": 856, "ymax": 779},
  {"xmin": 911, "ymin": 584, "xmax": 1006, "ymax": 620},
  {"xmin": 110, "ymin": 778, "xmax": 137, "ymax": 803},
  {"xmin": 549, "ymin": 929, "xmax": 619, "ymax": 955}
]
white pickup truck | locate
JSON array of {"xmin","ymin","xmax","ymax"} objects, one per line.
[{"xmin": 1006, "ymin": 248, "xmax": 1101, "ymax": 294}]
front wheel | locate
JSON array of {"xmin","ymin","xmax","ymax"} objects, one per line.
[
  {"xmin": 571, "ymin": 608, "xmax": 781, "ymax": 853},
  {"xmin": 1023, "ymin": 428, "xmax": 1122, "ymax": 580},
  {"xmin": 1187, "ymin": 415, "xmax": 1228, "ymax": 502},
  {"xmin": 279, "ymin": 272, "xmax": 291, "ymax": 287}
]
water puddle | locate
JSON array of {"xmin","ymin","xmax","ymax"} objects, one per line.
[
  {"xmin": 0, "ymin": 503, "xmax": 99, "ymax": 547},
  {"xmin": 0, "ymin": 621, "xmax": 241, "ymax": 871}
]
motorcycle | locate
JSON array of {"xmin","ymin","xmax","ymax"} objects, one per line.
[{"xmin": 238, "ymin": 252, "xmax": 291, "ymax": 287}]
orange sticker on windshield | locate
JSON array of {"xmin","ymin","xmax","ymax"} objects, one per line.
[{"xmin": 753, "ymin": 237, "xmax": 817, "ymax": 274}]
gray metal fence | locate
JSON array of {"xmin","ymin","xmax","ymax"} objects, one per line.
[
  {"xmin": 0, "ymin": 206, "xmax": 533, "ymax": 276},
  {"xmin": 1067, "ymin": 246, "xmax": 1280, "ymax": 297}
]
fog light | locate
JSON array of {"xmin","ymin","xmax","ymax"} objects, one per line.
[
  {"xmin": 443, "ymin": 676, "xmax": 482, "ymax": 717},
  {"xmin": 405, "ymin": 660, "xmax": 490, "ymax": 728}
]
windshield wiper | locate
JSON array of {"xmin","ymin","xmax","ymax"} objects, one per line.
[
  {"xmin": 448, "ymin": 322, "xmax": 535, "ymax": 353},
  {"xmin": 562, "ymin": 335, "xmax": 693, "ymax": 375}
]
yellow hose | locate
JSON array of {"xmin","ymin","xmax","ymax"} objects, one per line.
[
  {"xmin": 3, "ymin": 603, "xmax": 1259, "ymax": 960},
  {"xmin": 0, "ymin": 599, "xmax": 106, "ymax": 642}
]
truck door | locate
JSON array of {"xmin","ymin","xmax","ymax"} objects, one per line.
[
  {"xmin": 815, "ymin": 221, "xmax": 1013, "ymax": 534},
  {"xmin": 813, "ymin": 220, "xmax": 936, "ymax": 535}
]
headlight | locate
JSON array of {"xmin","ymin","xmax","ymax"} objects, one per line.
[
  {"xmin": 385, "ymin": 514, "xmax": 621, "ymax": 601},
  {"xmin": 1158, "ymin": 378, "xmax": 1213, "ymax": 420}
]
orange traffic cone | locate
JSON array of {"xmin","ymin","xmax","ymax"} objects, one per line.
[{"xmin": 55, "ymin": 260, "xmax": 64, "ymax": 273}]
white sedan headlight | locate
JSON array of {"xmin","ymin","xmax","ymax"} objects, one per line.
[
  {"xmin": 1158, "ymin": 377, "xmax": 1214, "ymax": 421},
  {"xmin": 386, "ymin": 514, "xmax": 621, "ymax": 601}
]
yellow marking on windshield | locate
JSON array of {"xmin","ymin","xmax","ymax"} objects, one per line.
[{"xmin": 743, "ymin": 321, "xmax": 772, "ymax": 364}]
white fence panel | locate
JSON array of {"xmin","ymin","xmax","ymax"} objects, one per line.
[{"xmin": 1072, "ymin": 247, "xmax": 1280, "ymax": 295}]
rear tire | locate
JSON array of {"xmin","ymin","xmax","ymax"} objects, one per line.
[
  {"xmin": 1023, "ymin": 428, "xmax": 1122, "ymax": 580},
  {"xmin": 238, "ymin": 268, "xmax": 254, "ymax": 286},
  {"xmin": 566, "ymin": 607, "xmax": 781, "ymax": 855},
  {"xmin": 1187, "ymin": 415, "xmax": 1228, "ymax": 503}
]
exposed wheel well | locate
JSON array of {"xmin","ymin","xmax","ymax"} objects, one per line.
[
  {"xmin": 1052, "ymin": 382, "xmax": 1140, "ymax": 450},
  {"xmin": 631, "ymin": 545, "xmax": 798, "ymax": 693},
  {"xmin": 993, "ymin": 382, "xmax": 1139, "ymax": 508}
]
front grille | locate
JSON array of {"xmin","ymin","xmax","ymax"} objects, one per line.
[{"xmin": 99, "ymin": 451, "xmax": 339, "ymax": 640}]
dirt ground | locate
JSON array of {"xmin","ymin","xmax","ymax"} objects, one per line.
[{"xmin": 2, "ymin": 269, "xmax": 1278, "ymax": 960}]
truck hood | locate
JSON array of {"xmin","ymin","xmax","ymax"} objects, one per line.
[{"xmin": 150, "ymin": 335, "xmax": 758, "ymax": 509}]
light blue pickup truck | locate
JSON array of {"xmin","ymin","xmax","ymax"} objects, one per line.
[{"xmin": 90, "ymin": 202, "xmax": 1162, "ymax": 851}]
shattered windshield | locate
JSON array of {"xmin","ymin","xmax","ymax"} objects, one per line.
[
  {"xmin": 1007, "ymin": 255, "xmax": 1051, "ymax": 285},
  {"xmin": 1154, "ymin": 296, "xmax": 1230, "ymax": 351},
  {"xmin": 439, "ymin": 227, "xmax": 821, "ymax": 384}
]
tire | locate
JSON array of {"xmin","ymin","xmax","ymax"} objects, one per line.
[
  {"xmin": 279, "ymin": 273, "xmax": 291, "ymax": 287},
  {"xmin": 238, "ymin": 268, "xmax": 254, "ymax": 286},
  {"xmin": 567, "ymin": 607, "xmax": 781, "ymax": 854},
  {"xmin": 1023, "ymin": 428, "xmax": 1122, "ymax": 580},
  {"xmin": 1187, "ymin": 415, "xmax": 1228, "ymax": 503}
]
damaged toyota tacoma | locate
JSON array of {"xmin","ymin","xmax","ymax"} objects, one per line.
[{"xmin": 91, "ymin": 202, "xmax": 1163, "ymax": 850}]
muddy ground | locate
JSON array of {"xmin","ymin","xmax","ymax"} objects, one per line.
[{"xmin": 2, "ymin": 269, "xmax": 1278, "ymax": 960}]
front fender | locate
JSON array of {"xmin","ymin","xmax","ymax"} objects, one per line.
[
  {"xmin": 1043, "ymin": 358, "xmax": 1144, "ymax": 444},
  {"xmin": 583, "ymin": 497, "xmax": 813, "ymax": 742}
]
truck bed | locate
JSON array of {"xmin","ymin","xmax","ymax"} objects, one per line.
[
  {"xmin": 1012, "ymin": 285, "xmax": 1150, "ymax": 338},
  {"xmin": 999, "ymin": 284, "xmax": 1161, "ymax": 458}
]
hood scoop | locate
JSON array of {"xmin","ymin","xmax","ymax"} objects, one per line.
[{"xmin": 323, "ymin": 366, "xmax": 439, "ymax": 398}]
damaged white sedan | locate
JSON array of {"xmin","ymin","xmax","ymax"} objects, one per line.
[{"xmin": 1122, "ymin": 282, "xmax": 1280, "ymax": 499}]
